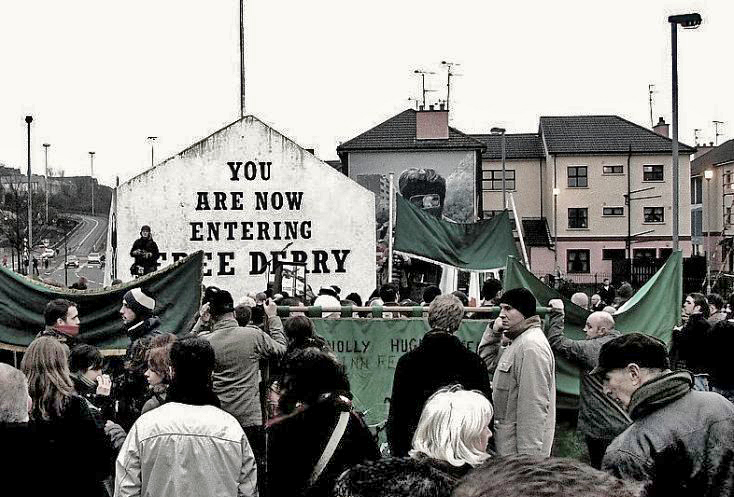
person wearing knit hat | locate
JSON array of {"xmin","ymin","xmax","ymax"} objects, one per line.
[
  {"xmin": 478, "ymin": 286, "xmax": 555, "ymax": 457},
  {"xmin": 115, "ymin": 287, "xmax": 162, "ymax": 429}
]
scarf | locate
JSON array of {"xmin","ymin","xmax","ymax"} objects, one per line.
[
  {"xmin": 504, "ymin": 315, "xmax": 542, "ymax": 341},
  {"xmin": 627, "ymin": 370, "xmax": 693, "ymax": 420}
]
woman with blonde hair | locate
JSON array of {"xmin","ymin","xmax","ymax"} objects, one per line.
[
  {"xmin": 21, "ymin": 337, "xmax": 111, "ymax": 496},
  {"xmin": 409, "ymin": 385, "xmax": 493, "ymax": 481}
]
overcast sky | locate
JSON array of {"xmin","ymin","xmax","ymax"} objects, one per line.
[{"xmin": 1, "ymin": 0, "xmax": 730, "ymax": 187}]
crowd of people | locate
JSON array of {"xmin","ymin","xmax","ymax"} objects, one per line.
[{"xmin": 2, "ymin": 277, "xmax": 734, "ymax": 497}]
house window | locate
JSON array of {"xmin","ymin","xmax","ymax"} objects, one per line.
[
  {"xmin": 633, "ymin": 248, "xmax": 657, "ymax": 259},
  {"xmin": 568, "ymin": 166, "xmax": 588, "ymax": 187},
  {"xmin": 691, "ymin": 210, "xmax": 703, "ymax": 237},
  {"xmin": 643, "ymin": 165, "xmax": 664, "ymax": 181},
  {"xmin": 567, "ymin": 249, "xmax": 590, "ymax": 273},
  {"xmin": 568, "ymin": 208, "xmax": 588, "ymax": 229},
  {"xmin": 482, "ymin": 170, "xmax": 516, "ymax": 191},
  {"xmin": 603, "ymin": 207, "xmax": 624, "ymax": 216},
  {"xmin": 602, "ymin": 249, "xmax": 626, "ymax": 261},
  {"xmin": 659, "ymin": 248, "xmax": 673, "ymax": 260},
  {"xmin": 603, "ymin": 165, "xmax": 624, "ymax": 174},
  {"xmin": 643, "ymin": 207, "xmax": 664, "ymax": 223},
  {"xmin": 691, "ymin": 177, "xmax": 703, "ymax": 205}
]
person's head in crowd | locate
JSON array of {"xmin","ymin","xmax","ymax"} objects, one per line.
[
  {"xmin": 145, "ymin": 337, "xmax": 175, "ymax": 390},
  {"xmin": 617, "ymin": 282, "xmax": 634, "ymax": 302},
  {"xmin": 584, "ymin": 311, "xmax": 615, "ymax": 340},
  {"xmin": 255, "ymin": 292, "xmax": 267, "ymax": 304},
  {"xmin": 410, "ymin": 386, "xmax": 493, "ymax": 468},
  {"xmin": 284, "ymin": 315, "xmax": 316, "ymax": 347},
  {"xmin": 110, "ymin": 278, "xmax": 123, "ymax": 286},
  {"xmin": 140, "ymin": 225, "xmax": 152, "ymax": 239},
  {"xmin": 450, "ymin": 455, "xmax": 643, "ymax": 497},
  {"xmin": 379, "ymin": 284, "xmax": 399, "ymax": 304},
  {"xmin": 20, "ymin": 337, "xmax": 75, "ymax": 420},
  {"xmin": 234, "ymin": 304, "xmax": 252, "ymax": 327},
  {"xmin": 592, "ymin": 332, "xmax": 669, "ymax": 410},
  {"xmin": 0, "ymin": 363, "xmax": 31, "ymax": 423},
  {"xmin": 203, "ymin": 286, "xmax": 235, "ymax": 321},
  {"xmin": 480, "ymin": 279, "xmax": 502, "ymax": 304},
  {"xmin": 239, "ymin": 295, "xmax": 257, "ymax": 308},
  {"xmin": 273, "ymin": 293, "xmax": 284, "ymax": 303},
  {"xmin": 166, "ymin": 337, "xmax": 219, "ymax": 407},
  {"xmin": 707, "ymin": 293, "xmax": 724, "ymax": 316},
  {"xmin": 44, "ymin": 298, "xmax": 80, "ymax": 335},
  {"xmin": 498, "ymin": 288, "xmax": 537, "ymax": 329},
  {"xmin": 427, "ymin": 295, "xmax": 465, "ymax": 334},
  {"xmin": 278, "ymin": 347, "xmax": 350, "ymax": 415},
  {"xmin": 603, "ymin": 278, "xmax": 611, "ymax": 287},
  {"xmin": 334, "ymin": 456, "xmax": 456, "ymax": 497},
  {"xmin": 68, "ymin": 344, "xmax": 104, "ymax": 383},
  {"xmin": 602, "ymin": 305, "xmax": 617, "ymax": 315},
  {"xmin": 451, "ymin": 291, "xmax": 469, "ymax": 308},
  {"xmin": 683, "ymin": 292, "xmax": 709, "ymax": 318},
  {"xmin": 590, "ymin": 293, "xmax": 602, "ymax": 308},
  {"xmin": 346, "ymin": 292, "xmax": 363, "ymax": 307},
  {"xmin": 120, "ymin": 288, "xmax": 155, "ymax": 326},
  {"xmin": 571, "ymin": 292, "xmax": 589, "ymax": 309},
  {"xmin": 280, "ymin": 297, "xmax": 305, "ymax": 317},
  {"xmin": 318, "ymin": 285, "xmax": 340, "ymax": 299},
  {"xmin": 422, "ymin": 285, "xmax": 442, "ymax": 305}
]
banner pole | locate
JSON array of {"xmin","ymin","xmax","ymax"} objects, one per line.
[
  {"xmin": 387, "ymin": 173, "xmax": 394, "ymax": 283},
  {"xmin": 510, "ymin": 193, "xmax": 529, "ymax": 266}
]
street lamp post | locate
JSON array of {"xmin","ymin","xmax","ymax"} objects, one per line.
[
  {"xmin": 491, "ymin": 127, "xmax": 507, "ymax": 209},
  {"xmin": 705, "ymin": 169, "xmax": 714, "ymax": 293},
  {"xmin": 147, "ymin": 136, "xmax": 157, "ymax": 168},
  {"xmin": 553, "ymin": 187, "xmax": 560, "ymax": 283},
  {"xmin": 89, "ymin": 152, "xmax": 95, "ymax": 217},
  {"xmin": 43, "ymin": 143, "xmax": 50, "ymax": 224},
  {"xmin": 669, "ymin": 13, "xmax": 702, "ymax": 252},
  {"xmin": 25, "ymin": 116, "xmax": 32, "ymax": 258}
]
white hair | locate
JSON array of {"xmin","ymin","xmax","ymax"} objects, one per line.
[
  {"xmin": 410, "ymin": 385, "xmax": 493, "ymax": 467},
  {"xmin": 0, "ymin": 363, "xmax": 29, "ymax": 423}
]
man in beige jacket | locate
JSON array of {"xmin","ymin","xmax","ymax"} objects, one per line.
[{"xmin": 479, "ymin": 287, "xmax": 555, "ymax": 456}]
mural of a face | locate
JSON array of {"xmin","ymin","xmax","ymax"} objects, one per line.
[{"xmin": 398, "ymin": 168, "xmax": 446, "ymax": 218}]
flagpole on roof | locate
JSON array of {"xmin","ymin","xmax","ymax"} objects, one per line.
[{"xmin": 387, "ymin": 173, "xmax": 394, "ymax": 283}]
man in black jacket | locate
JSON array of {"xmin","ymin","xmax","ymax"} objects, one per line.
[
  {"xmin": 386, "ymin": 294, "xmax": 492, "ymax": 457},
  {"xmin": 598, "ymin": 333, "xmax": 734, "ymax": 496},
  {"xmin": 129, "ymin": 225, "xmax": 160, "ymax": 276}
]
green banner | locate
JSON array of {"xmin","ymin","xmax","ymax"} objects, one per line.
[
  {"xmin": 503, "ymin": 252, "xmax": 682, "ymax": 399},
  {"xmin": 313, "ymin": 318, "xmax": 489, "ymax": 428},
  {"xmin": 0, "ymin": 251, "xmax": 203, "ymax": 350},
  {"xmin": 393, "ymin": 193, "xmax": 518, "ymax": 270}
]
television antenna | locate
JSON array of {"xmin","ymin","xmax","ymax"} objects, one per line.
[
  {"xmin": 648, "ymin": 84, "xmax": 656, "ymax": 127},
  {"xmin": 441, "ymin": 61, "xmax": 462, "ymax": 112},
  {"xmin": 713, "ymin": 120, "xmax": 725, "ymax": 145},
  {"xmin": 413, "ymin": 69, "xmax": 436, "ymax": 109},
  {"xmin": 694, "ymin": 128, "xmax": 702, "ymax": 146}
]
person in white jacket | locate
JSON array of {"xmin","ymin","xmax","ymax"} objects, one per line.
[{"xmin": 114, "ymin": 337, "xmax": 257, "ymax": 497}]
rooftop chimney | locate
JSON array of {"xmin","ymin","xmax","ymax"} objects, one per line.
[
  {"xmin": 416, "ymin": 108, "xmax": 449, "ymax": 140},
  {"xmin": 694, "ymin": 142, "xmax": 715, "ymax": 159},
  {"xmin": 653, "ymin": 117, "xmax": 669, "ymax": 138}
]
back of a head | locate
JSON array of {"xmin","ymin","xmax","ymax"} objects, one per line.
[
  {"xmin": 422, "ymin": 285, "xmax": 442, "ymax": 305},
  {"xmin": 334, "ymin": 457, "xmax": 455, "ymax": 497},
  {"xmin": 345, "ymin": 292, "xmax": 363, "ymax": 307},
  {"xmin": 20, "ymin": 337, "xmax": 74, "ymax": 420},
  {"xmin": 451, "ymin": 291, "xmax": 469, "ymax": 307},
  {"xmin": 284, "ymin": 315, "xmax": 315, "ymax": 344},
  {"xmin": 167, "ymin": 337, "xmax": 217, "ymax": 406},
  {"xmin": 410, "ymin": 386, "xmax": 492, "ymax": 468},
  {"xmin": 428, "ymin": 295, "xmax": 464, "ymax": 333},
  {"xmin": 44, "ymin": 299, "xmax": 75, "ymax": 326},
  {"xmin": 617, "ymin": 282, "xmax": 634, "ymax": 301},
  {"xmin": 707, "ymin": 293, "xmax": 724, "ymax": 312},
  {"xmin": 379, "ymin": 284, "xmax": 399, "ymax": 303},
  {"xmin": 68, "ymin": 344, "xmax": 103, "ymax": 374},
  {"xmin": 571, "ymin": 292, "xmax": 589, "ymax": 309},
  {"xmin": 279, "ymin": 347, "xmax": 350, "ymax": 414},
  {"xmin": 480, "ymin": 279, "xmax": 502, "ymax": 302},
  {"xmin": 203, "ymin": 286, "xmax": 234, "ymax": 319},
  {"xmin": 234, "ymin": 304, "xmax": 252, "ymax": 327},
  {"xmin": 0, "ymin": 363, "xmax": 29, "ymax": 423},
  {"xmin": 451, "ymin": 455, "xmax": 643, "ymax": 497}
]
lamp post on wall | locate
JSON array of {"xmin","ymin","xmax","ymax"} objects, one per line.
[
  {"xmin": 553, "ymin": 187, "xmax": 560, "ymax": 283},
  {"xmin": 490, "ymin": 127, "xmax": 507, "ymax": 209},
  {"xmin": 705, "ymin": 169, "xmax": 714, "ymax": 293},
  {"xmin": 146, "ymin": 136, "xmax": 157, "ymax": 169},
  {"xmin": 669, "ymin": 12, "xmax": 702, "ymax": 252},
  {"xmin": 43, "ymin": 143, "xmax": 50, "ymax": 224}
]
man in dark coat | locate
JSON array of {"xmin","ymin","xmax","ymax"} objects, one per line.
[
  {"xmin": 129, "ymin": 225, "xmax": 160, "ymax": 276},
  {"xmin": 669, "ymin": 292, "xmax": 711, "ymax": 391},
  {"xmin": 598, "ymin": 333, "xmax": 734, "ymax": 497},
  {"xmin": 114, "ymin": 287, "xmax": 161, "ymax": 429},
  {"xmin": 598, "ymin": 278, "xmax": 615, "ymax": 307},
  {"xmin": 386, "ymin": 294, "xmax": 492, "ymax": 457}
]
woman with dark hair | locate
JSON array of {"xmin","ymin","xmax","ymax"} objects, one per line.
[
  {"xmin": 21, "ymin": 337, "xmax": 111, "ymax": 496},
  {"xmin": 141, "ymin": 333, "xmax": 177, "ymax": 414},
  {"xmin": 670, "ymin": 293, "xmax": 712, "ymax": 391},
  {"xmin": 266, "ymin": 348, "xmax": 379, "ymax": 497}
]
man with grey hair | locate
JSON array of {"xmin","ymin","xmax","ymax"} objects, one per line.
[
  {"xmin": 386, "ymin": 294, "xmax": 491, "ymax": 457},
  {"xmin": 0, "ymin": 363, "xmax": 30, "ymax": 423},
  {"xmin": 544, "ymin": 302, "xmax": 631, "ymax": 468}
]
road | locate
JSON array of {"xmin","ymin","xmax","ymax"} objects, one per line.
[{"xmin": 39, "ymin": 214, "xmax": 108, "ymax": 289}]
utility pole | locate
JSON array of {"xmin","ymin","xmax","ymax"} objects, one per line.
[
  {"xmin": 713, "ymin": 120, "xmax": 725, "ymax": 145},
  {"xmin": 240, "ymin": 0, "xmax": 246, "ymax": 118},
  {"xmin": 147, "ymin": 136, "xmax": 157, "ymax": 168},
  {"xmin": 89, "ymin": 152, "xmax": 95, "ymax": 217},
  {"xmin": 43, "ymin": 143, "xmax": 50, "ymax": 224},
  {"xmin": 648, "ymin": 84, "xmax": 655, "ymax": 127},
  {"xmin": 25, "ymin": 116, "xmax": 33, "ymax": 257}
]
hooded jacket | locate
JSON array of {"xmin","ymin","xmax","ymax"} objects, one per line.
[{"xmin": 602, "ymin": 371, "xmax": 734, "ymax": 497}]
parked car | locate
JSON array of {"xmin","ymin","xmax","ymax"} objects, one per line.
[
  {"xmin": 65, "ymin": 255, "xmax": 79, "ymax": 268},
  {"xmin": 87, "ymin": 252, "xmax": 102, "ymax": 266},
  {"xmin": 41, "ymin": 248, "xmax": 56, "ymax": 258}
]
